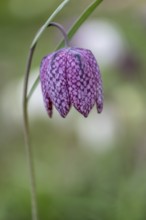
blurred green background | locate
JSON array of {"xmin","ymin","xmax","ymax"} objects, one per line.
[{"xmin": 1, "ymin": 0, "xmax": 146, "ymax": 219}]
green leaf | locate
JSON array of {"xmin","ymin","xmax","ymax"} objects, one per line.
[{"xmin": 27, "ymin": 0, "xmax": 103, "ymax": 102}]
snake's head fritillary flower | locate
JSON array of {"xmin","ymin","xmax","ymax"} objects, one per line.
[{"xmin": 40, "ymin": 47, "xmax": 103, "ymax": 118}]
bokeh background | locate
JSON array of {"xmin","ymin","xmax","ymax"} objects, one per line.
[{"xmin": 0, "ymin": 0, "xmax": 146, "ymax": 219}]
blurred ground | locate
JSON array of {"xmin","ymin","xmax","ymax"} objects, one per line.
[{"xmin": 0, "ymin": 0, "xmax": 146, "ymax": 219}]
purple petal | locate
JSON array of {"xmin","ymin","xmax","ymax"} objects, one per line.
[
  {"xmin": 66, "ymin": 48, "xmax": 97, "ymax": 117},
  {"xmin": 41, "ymin": 49, "xmax": 71, "ymax": 118},
  {"xmin": 40, "ymin": 54, "xmax": 53, "ymax": 117},
  {"xmin": 96, "ymin": 86, "xmax": 103, "ymax": 113},
  {"xmin": 90, "ymin": 58, "xmax": 103, "ymax": 113},
  {"xmin": 76, "ymin": 48, "xmax": 103, "ymax": 113}
]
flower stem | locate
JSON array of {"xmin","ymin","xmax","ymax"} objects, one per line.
[
  {"xmin": 22, "ymin": 2, "xmax": 71, "ymax": 220},
  {"xmin": 23, "ymin": 44, "xmax": 38, "ymax": 220},
  {"xmin": 31, "ymin": 0, "xmax": 70, "ymax": 48},
  {"xmin": 48, "ymin": 22, "xmax": 69, "ymax": 47},
  {"xmin": 23, "ymin": 22, "xmax": 69, "ymax": 220},
  {"xmin": 23, "ymin": 21, "xmax": 69, "ymax": 220}
]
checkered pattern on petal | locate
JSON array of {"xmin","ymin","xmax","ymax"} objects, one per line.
[
  {"xmin": 40, "ymin": 49, "xmax": 71, "ymax": 117},
  {"xmin": 40, "ymin": 47, "xmax": 103, "ymax": 118},
  {"xmin": 75, "ymin": 48, "xmax": 103, "ymax": 113},
  {"xmin": 66, "ymin": 48, "xmax": 98, "ymax": 117}
]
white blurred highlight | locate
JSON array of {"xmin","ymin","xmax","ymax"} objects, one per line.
[
  {"xmin": 72, "ymin": 19, "xmax": 126, "ymax": 68},
  {"xmin": 76, "ymin": 105, "xmax": 118, "ymax": 151},
  {"xmin": 1, "ymin": 69, "xmax": 45, "ymax": 123}
]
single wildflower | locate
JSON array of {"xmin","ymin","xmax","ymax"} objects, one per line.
[
  {"xmin": 40, "ymin": 47, "xmax": 103, "ymax": 118},
  {"xmin": 40, "ymin": 22, "xmax": 103, "ymax": 118}
]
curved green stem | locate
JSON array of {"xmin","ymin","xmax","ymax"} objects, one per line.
[
  {"xmin": 23, "ymin": 44, "xmax": 38, "ymax": 220},
  {"xmin": 49, "ymin": 22, "xmax": 70, "ymax": 47},
  {"xmin": 31, "ymin": 0, "xmax": 70, "ymax": 48},
  {"xmin": 22, "ymin": 1, "xmax": 70, "ymax": 220}
]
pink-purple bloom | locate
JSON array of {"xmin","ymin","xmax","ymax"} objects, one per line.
[{"xmin": 40, "ymin": 47, "xmax": 103, "ymax": 118}]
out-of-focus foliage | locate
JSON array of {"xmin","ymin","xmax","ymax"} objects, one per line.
[{"xmin": 0, "ymin": 0, "xmax": 146, "ymax": 219}]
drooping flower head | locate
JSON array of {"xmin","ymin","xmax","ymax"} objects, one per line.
[{"xmin": 40, "ymin": 47, "xmax": 103, "ymax": 118}]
